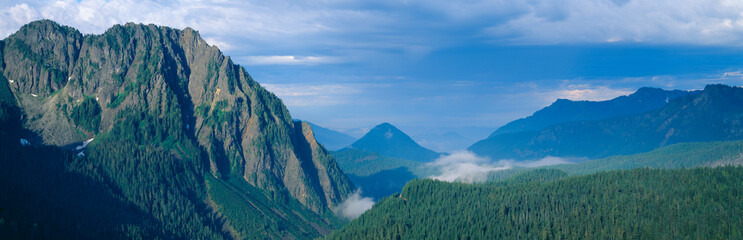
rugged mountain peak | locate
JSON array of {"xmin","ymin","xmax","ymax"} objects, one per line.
[
  {"xmin": 1, "ymin": 20, "xmax": 352, "ymax": 215},
  {"xmin": 349, "ymin": 122, "xmax": 439, "ymax": 162}
]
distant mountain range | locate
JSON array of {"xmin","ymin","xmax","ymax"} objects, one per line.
[
  {"xmin": 490, "ymin": 87, "xmax": 698, "ymax": 137},
  {"xmin": 303, "ymin": 121, "xmax": 357, "ymax": 151},
  {"xmin": 347, "ymin": 122, "xmax": 440, "ymax": 162},
  {"xmin": 470, "ymin": 85, "xmax": 743, "ymax": 160}
]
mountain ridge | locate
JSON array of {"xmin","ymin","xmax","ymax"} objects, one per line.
[
  {"xmin": 490, "ymin": 87, "xmax": 698, "ymax": 137},
  {"xmin": 470, "ymin": 84, "xmax": 743, "ymax": 160}
]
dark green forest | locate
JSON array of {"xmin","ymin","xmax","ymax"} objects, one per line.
[{"xmin": 330, "ymin": 167, "xmax": 743, "ymax": 239}]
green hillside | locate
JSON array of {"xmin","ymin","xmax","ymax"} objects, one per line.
[
  {"xmin": 555, "ymin": 140, "xmax": 743, "ymax": 175},
  {"xmin": 483, "ymin": 140, "xmax": 743, "ymax": 182},
  {"xmin": 332, "ymin": 148, "xmax": 422, "ymax": 177},
  {"xmin": 332, "ymin": 148, "xmax": 424, "ymax": 200},
  {"xmin": 330, "ymin": 167, "xmax": 743, "ymax": 239}
]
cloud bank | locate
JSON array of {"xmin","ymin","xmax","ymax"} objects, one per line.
[
  {"xmin": 428, "ymin": 151, "xmax": 510, "ymax": 183},
  {"xmin": 427, "ymin": 151, "xmax": 577, "ymax": 183},
  {"xmin": 3, "ymin": 0, "xmax": 743, "ymax": 60},
  {"xmin": 500, "ymin": 156, "xmax": 579, "ymax": 168},
  {"xmin": 336, "ymin": 189, "xmax": 375, "ymax": 220}
]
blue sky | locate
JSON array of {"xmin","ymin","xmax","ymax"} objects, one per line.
[{"xmin": 3, "ymin": 0, "xmax": 743, "ymax": 150}]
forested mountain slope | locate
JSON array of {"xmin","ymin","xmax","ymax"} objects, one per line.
[
  {"xmin": 0, "ymin": 20, "xmax": 352, "ymax": 239},
  {"xmin": 331, "ymin": 148, "xmax": 423, "ymax": 200},
  {"xmin": 330, "ymin": 167, "xmax": 743, "ymax": 239},
  {"xmin": 484, "ymin": 139, "xmax": 743, "ymax": 182}
]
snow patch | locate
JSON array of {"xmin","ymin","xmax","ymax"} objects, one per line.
[
  {"xmin": 8, "ymin": 79, "xmax": 14, "ymax": 83},
  {"xmin": 77, "ymin": 152, "xmax": 85, "ymax": 157},
  {"xmin": 31, "ymin": 94, "xmax": 38, "ymax": 97},
  {"xmin": 75, "ymin": 138, "xmax": 94, "ymax": 150},
  {"xmin": 20, "ymin": 138, "xmax": 30, "ymax": 146},
  {"xmin": 385, "ymin": 129, "xmax": 393, "ymax": 139}
]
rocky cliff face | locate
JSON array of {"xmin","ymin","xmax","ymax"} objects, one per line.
[{"xmin": 1, "ymin": 20, "xmax": 352, "ymax": 214}]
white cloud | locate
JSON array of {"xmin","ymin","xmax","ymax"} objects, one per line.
[
  {"xmin": 485, "ymin": 0, "xmax": 743, "ymax": 45},
  {"xmin": 427, "ymin": 152, "xmax": 579, "ymax": 183},
  {"xmin": 336, "ymin": 189, "xmax": 374, "ymax": 220},
  {"xmin": 240, "ymin": 55, "xmax": 342, "ymax": 65},
  {"xmin": 2, "ymin": 0, "xmax": 743, "ymax": 61},
  {"xmin": 0, "ymin": 3, "xmax": 39, "ymax": 37},
  {"xmin": 428, "ymin": 151, "xmax": 510, "ymax": 183},
  {"xmin": 550, "ymin": 85, "xmax": 634, "ymax": 101},
  {"xmin": 499, "ymin": 156, "xmax": 579, "ymax": 168},
  {"xmin": 722, "ymin": 71, "xmax": 743, "ymax": 78},
  {"xmin": 260, "ymin": 83, "xmax": 359, "ymax": 107},
  {"xmin": 203, "ymin": 37, "xmax": 232, "ymax": 51}
]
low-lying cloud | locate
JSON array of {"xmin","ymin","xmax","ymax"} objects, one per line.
[
  {"xmin": 502, "ymin": 156, "xmax": 578, "ymax": 168},
  {"xmin": 336, "ymin": 189, "xmax": 375, "ymax": 220},
  {"xmin": 427, "ymin": 151, "xmax": 577, "ymax": 183},
  {"xmin": 428, "ymin": 151, "xmax": 510, "ymax": 183}
]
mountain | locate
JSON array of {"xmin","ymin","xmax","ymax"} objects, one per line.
[
  {"xmin": 0, "ymin": 20, "xmax": 352, "ymax": 239},
  {"xmin": 490, "ymin": 87, "xmax": 698, "ymax": 137},
  {"xmin": 347, "ymin": 123, "xmax": 439, "ymax": 162},
  {"xmin": 329, "ymin": 167, "xmax": 743, "ymax": 239},
  {"xmin": 469, "ymin": 84, "xmax": 743, "ymax": 160},
  {"xmin": 304, "ymin": 121, "xmax": 357, "ymax": 151},
  {"xmin": 331, "ymin": 122, "xmax": 439, "ymax": 199}
]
